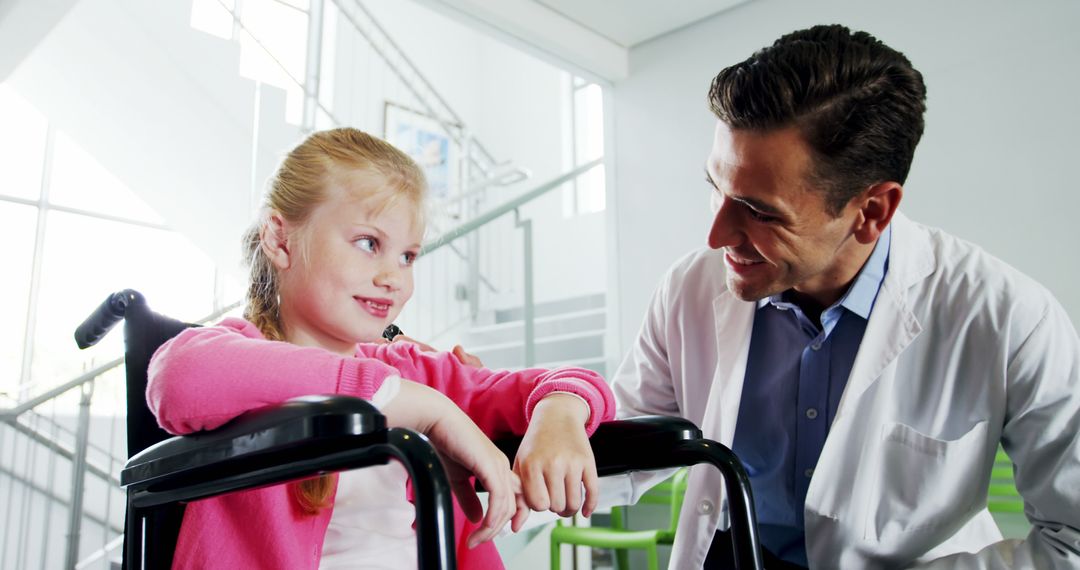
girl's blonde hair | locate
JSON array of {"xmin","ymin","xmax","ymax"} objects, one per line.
[{"xmin": 242, "ymin": 128, "xmax": 427, "ymax": 514}]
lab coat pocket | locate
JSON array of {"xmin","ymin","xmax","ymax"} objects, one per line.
[{"xmin": 864, "ymin": 420, "xmax": 988, "ymax": 543}]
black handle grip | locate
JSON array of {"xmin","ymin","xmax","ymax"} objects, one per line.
[{"xmin": 74, "ymin": 289, "xmax": 140, "ymax": 349}]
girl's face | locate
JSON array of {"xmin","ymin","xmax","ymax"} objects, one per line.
[{"xmin": 276, "ymin": 178, "xmax": 423, "ymax": 355}]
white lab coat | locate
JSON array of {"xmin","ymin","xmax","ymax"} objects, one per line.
[{"xmin": 610, "ymin": 212, "xmax": 1080, "ymax": 569}]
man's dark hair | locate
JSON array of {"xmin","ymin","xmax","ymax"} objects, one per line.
[{"xmin": 708, "ymin": 24, "xmax": 927, "ymax": 214}]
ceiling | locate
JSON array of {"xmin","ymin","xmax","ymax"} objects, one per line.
[
  {"xmin": 414, "ymin": 0, "xmax": 752, "ymax": 81},
  {"xmin": 534, "ymin": 0, "xmax": 750, "ymax": 48}
]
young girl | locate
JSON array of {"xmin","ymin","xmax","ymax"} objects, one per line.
[{"xmin": 147, "ymin": 128, "xmax": 615, "ymax": 569}]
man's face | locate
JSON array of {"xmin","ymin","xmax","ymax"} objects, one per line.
[{"xmin": 705, "ymin": 121, "xmax": 863, "ymax": 305}]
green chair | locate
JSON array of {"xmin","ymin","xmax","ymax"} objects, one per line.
[
  {"xmin": 989, "ymin": 446, "xmax": 1033, "ymax": 539},
  {"xmin": 988, "ymin": 447, "xmax": 1022, "ymax": 514},
  {"xmin": 550, "ymin": 468, "xmax": 689, "ymax": 570}
]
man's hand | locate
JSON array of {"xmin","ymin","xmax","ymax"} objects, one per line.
[{"xmin": 390, "ymin": 334, "xmax": 484, "ymax": 368}]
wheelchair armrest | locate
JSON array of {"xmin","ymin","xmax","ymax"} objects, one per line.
[
  {"xmin": 494, "ymin": 415, "xmax": 765, "ymax": 570},
  {"xmin": 122, "ymin": 394, "xmax": 459, "ymax": 570},
  {"xmin": 494, "ymin": 415, "xmax": 703, "ymax": 476},
  {"xmin": 589, "ymin": 416, "xmax": 704, "ymax": 476},
  {"xmin": 121, "ymin": 395, "xmax": 388, "ymax": 504}
]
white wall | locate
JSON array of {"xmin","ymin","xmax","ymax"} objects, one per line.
[{"xmin": 610, "ymin": 0, "xmax": 1080, "ymax": 352}]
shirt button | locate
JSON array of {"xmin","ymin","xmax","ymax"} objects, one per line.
[
  {"xmin": 811, "ymin": 342, "xmax": 822, "ymax": 351},
  {"xmin": 805, "ymin": 408, "xmax": 818, "ymax": 419},
  {"xmin": 804, "ymin": 468, "xmax": 815, "ymax": 478},
  {"xmin": 697, "ymin": 500, "xmax": 715, "ymax": 515}
]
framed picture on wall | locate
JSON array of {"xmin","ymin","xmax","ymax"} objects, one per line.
[{"xmin": 382, "ymin": 102, "xmax": 460, "ymax": 202}]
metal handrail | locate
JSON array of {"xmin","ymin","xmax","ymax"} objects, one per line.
[
  {"xmin": 422, "ymin": 158, "xmax": 603, "ymax": 255},
  {"xmin": 437, "ymin": 166, "xmax": 533, "ymax": 209},
  {"xmin": 5, "ymin": 412, "xmax": 120, "ymax": 486},
  {"xmin": 75, "ymin": 535, "xmax": 124, "ymax": 570},
  {"xmin": 0, "ymin": 300, "xmax": 243, "ymax": 422}
]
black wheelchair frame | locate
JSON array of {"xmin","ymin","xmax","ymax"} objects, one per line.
[{"xmin": 76, "ymin": 289, "xmax": 763, "ymax": 569}]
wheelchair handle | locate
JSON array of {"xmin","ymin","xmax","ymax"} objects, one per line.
[{"xmin": 75, "ymin": 289, "xmax": 142, "ymax": 349}]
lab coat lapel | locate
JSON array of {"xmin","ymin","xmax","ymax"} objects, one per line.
[
  {"xmin": 706, "ymin": 290, "xmax": 756, "ymax": 446},
  {"xmin": 836, "ymin": 212, "xmax": 934, "ymax": 415}
]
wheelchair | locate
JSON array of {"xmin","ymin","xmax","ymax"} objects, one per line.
[{"xmin": 76, "ymin": 289, "xmax": 764, "ymax": 569}]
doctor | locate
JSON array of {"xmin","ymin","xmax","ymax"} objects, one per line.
[{"xmin": 611, "ymin": 25, "xmax": 1080, "ymax": 569}]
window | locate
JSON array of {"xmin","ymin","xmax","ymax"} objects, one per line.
[
  {"xmin": 0, "ymin": 83, "xmax": 224, "ymax": 405},
  {"xmin": 0, "ymin": 203, "xmax": 37, "ymax": 402},
  {"xmin": 564, "ymin": 79, "xmax": 606, "ymax": 217}
]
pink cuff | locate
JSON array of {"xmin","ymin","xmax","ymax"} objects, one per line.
[
  {"xmin": 525, "ymin": 370, "xmax": 615, "ymax": 434},
  {"xmin": 337, "ymin": 358, "xmax": 399, "ymax": 400}
]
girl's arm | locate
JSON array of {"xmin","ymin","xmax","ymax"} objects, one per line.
[
  {"xmin": 357, "ymin": 341, "xmax": 615, "ymax": 437},
  {"xmin": 382, "ymin": 381, "xmax": 524, "ymax": 548},
  {"xmin": 148, "ymin": 318, "xmax": 398, "ymax": 434},
  {"xmin": 360, "ymin": 342, "xmax": 616, "ymax": 524}
]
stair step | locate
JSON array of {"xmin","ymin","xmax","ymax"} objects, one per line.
[
  {"xmin": 494, "ymin": 293, "xmax": 605, "ymax": 323},
  {"xmin": 534, "ymin": 356, "xmax": 606, "ymax": 377},
  {"xmin": 467, "ymin": 329, "xmax": 603, "ymax": 353},
  {"xmin": 470, "ymin": 330, "xmax": 604, "ymax": 370},
  {"xmin": 464, "ymin": 307, "xmax": 605, "ymax": 345},
  {"xmin": 480, "ymin": 356, "xmax": 606, "ymax": 377}
]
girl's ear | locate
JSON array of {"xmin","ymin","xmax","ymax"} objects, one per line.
[{"xmin": 260, "ymin": 211, "xmax": 293, "ymax": 270}]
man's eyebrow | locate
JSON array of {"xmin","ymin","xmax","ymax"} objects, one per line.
[
  {"xmin": 703, "ymin": 167, "xmax": 785, "ymax": 216},
  {"xmin": 703, "ymin": 167, "xmax": 719, "ymax": 188},
  {"xmin": 736, "ymin": 196, "xmax": 784, "ymax": 216}
]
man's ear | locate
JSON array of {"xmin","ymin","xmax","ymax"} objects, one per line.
[
  {"xmin": 260, "ymin": 211, "xmax": 293, "ymax": 270},
  {"xmin": 853, "ymin": 182, "xmax": 903, "ymax": 245}
]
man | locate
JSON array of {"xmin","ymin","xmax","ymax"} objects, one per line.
[{"xmin": 612, "ymin": 24, "xmax": 1080, "ymax": 568}]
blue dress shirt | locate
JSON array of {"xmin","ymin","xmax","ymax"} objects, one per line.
[{"xmin": 729, "ymin": 226, "xmax": 891, "ymax": 567}]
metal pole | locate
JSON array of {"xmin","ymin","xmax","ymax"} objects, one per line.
[
  {"xmin": 302, "ymin": 0, "xmax": 325, "ymax": 131},
  {"xmin": 18, "ymin": 124, "xmax": 55, "ymax": 401},
  {"xmin": 15, "ymin": 410, "xmax": 40, "ymax": 569},
  {"xmin": 64, "ymin": 381, "xmax": 94, "ymax": 570},
  {"xmin": 462, "ymin": 133, "xmax": 480, "ymax": 320},
  {"xmin": 39, "ymin": 400, "xmax": 61, "ymax": 569},
  {"xmin": 514, "ymin": 209, "xmax": 535, "ymax": 367},
  {"xmin": 1, "ymin": 423, "xmax": 17, "ymax": 565}
]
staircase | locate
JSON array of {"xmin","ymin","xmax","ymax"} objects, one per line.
[{"xmin": 462, "ymin": 293, "xmax": 607, "ymax": 377}]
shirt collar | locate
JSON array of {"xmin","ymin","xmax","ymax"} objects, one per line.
[{"xmin": 757, "ymin": 225, "xmax": 892, "ymax": 330}]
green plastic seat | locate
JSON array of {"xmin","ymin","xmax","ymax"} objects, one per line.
[
  {"xmin": 550, "ymin": 468, "xmax": 689, "ymax": 570},
  {"xmin": 989, "ymin": 447, "xmax": 1023, "ymax": 514}
]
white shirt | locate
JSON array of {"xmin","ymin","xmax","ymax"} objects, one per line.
[{"xmin": 320, "ymin": 376, "xmax": 418, "ymax": 570}]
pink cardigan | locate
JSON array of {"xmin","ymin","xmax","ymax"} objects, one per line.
[{"xmin": 147, "ymin": 317, "xmax": 615, "ymax": 570}]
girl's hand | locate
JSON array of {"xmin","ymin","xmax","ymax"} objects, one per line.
[
  {"xmin": 384, "ymin": 382, "xmax": 524, "ymax": 547},
  {"xmin": 512, "ymin": 393, "xmax": 598, "ymax": 526}
]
